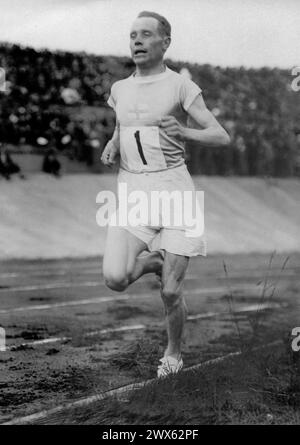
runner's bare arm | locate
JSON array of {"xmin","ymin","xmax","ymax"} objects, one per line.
[
  {"xmin": 101, "ymin": 120, "xmax": 120, "ymax": 167},
  {"xmin": 160, "ymin": 94, "xmax": 230, "ymax": 147},
  {"xmin": 111, "ymin": 119, "xmax": 120, "ymax": 148}
]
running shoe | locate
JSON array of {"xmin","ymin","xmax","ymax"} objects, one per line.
[{"xmin": 157, "ymin": 355, "xmax": 183, "ymax": 378}]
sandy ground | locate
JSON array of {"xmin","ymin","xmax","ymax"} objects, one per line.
[
  {"xmin": 0, "ymin": 174, "xmax": 300, "ymax": 259},
  {"xmin": 0, "ymin": 253, "xmax": 299, "ymax": 424}
]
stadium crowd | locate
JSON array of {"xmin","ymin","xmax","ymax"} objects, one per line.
[{"xmin": 0, "ymin": 43, "xmax": 299, "ymax": 176}]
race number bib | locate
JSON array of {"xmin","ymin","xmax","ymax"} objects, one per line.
[{"xmin": 120, "ymin": 126, "xmax": 167, "ymax": 171}]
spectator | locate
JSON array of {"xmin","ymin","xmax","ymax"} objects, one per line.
[
  {"xmin": 0, "ymin": 43, "xmax": 298, "ymax": 176},
  {"xmin": 0, "ymin": 144, "xmax": 10, "ymax": 180},
  {"xmin": 42, "ymin": 148, "xmax": 61, "ymax": 177},
  {"xmin": 0, "ymin": 142, "xmax": 25, "ymax": 180}
]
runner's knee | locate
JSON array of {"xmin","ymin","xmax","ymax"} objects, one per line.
[
  {"xmin": 104, "ymin": 271, "xmax": 129, "ymax": 292},
  {"xmin": 161, "ymin": 286, "xmax": 182, "ymax": 310}
]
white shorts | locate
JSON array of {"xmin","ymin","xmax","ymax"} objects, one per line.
[{"xmin": 111, "ymin": 164, "xmax": 207, "ymax": 257}]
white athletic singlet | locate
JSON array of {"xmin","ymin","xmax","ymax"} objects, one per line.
[{"xmin": 107, "ymin": 66, "xmax": 202, "ymax": 173}]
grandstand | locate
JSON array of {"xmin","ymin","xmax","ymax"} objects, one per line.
[{"xmin": 0, "ymin": 43, "xmax": 299, "ymax": 176}]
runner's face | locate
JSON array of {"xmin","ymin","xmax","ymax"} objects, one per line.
[{"xmin": 130, "ymin": 17, "xmax": 167, "ymax": 68}]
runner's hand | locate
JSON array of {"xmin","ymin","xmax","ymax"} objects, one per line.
[
  {"xmin": 160, "ymin": 116, "xmax": 186, "ymax": 142},
  {"xmin": 101, "ymin": 140, "xmax": 119, "ymax": 167}
]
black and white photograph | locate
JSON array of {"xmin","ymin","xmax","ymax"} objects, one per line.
[{"xmin": 0, "ymin": 0, "xmax": 300, "ymax": 428}]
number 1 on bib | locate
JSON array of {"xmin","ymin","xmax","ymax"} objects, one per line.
[{"xmin": 134, "ymin": 130, "xmax": 148, "ymax": 165}]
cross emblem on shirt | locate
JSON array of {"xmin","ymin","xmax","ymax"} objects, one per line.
[{"xmin": 128, "ymin": 103, "xmax": 149, "ymax": 120}]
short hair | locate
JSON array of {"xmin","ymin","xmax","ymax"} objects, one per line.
[{"xmin": 137, "ymin": 11, "xmax": 171, "ymax": 37}]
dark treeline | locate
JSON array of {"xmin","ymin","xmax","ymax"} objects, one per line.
[{"xmin": 0, "ymin": 43, "xmax": 299, "ymax": 176}]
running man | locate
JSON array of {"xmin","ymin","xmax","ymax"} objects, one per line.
[{"xmin": 101, "ymin": 11, "xmax": 230, "ymax": 377}]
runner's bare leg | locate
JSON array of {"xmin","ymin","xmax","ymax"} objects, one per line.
[
  {"xmin": 160, "ymin": 252, "xmax": 189, "ymax": 359},
  {"xmin": 129, "ymin": 250, "xmax": 163, "ymax": 283},
  {"xmin": 103, "ymin": 226, "xmax": 162, "ymax": 291}
]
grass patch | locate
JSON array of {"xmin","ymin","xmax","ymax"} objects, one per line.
[
  {"xmin": 110, "ymin": 338, "xmax": 162, "ymax": 379},
  {"xmin": 46, "ymin": 340, "xmax": 300, "ymax": 425}
]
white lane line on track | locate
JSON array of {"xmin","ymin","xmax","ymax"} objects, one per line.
[
  {"xmin": 1, "ymin": 269, "xmax": 298, "ymax": 291},
  {"xmin": 187, "ymin": 302, "xmax": 284, "ymax": 320},
  {"xmin": 1, "ymin": 267, "xmax": 298, "ymax": 280},
  {"xmin": 7, "ymin": 324, "xmax": 146, "ymax": 351},
  {"xmin": 214, "ymin": 270, "xmax": 299, "ymax": 279},
  {"xmin": 0, "ymin": 294, "xmax": 132, "ymax": 314},
  {"xmin": 0, "ymin": 271, "xmax": 70, "ymax": 278},
  {"xmin": 6, "ymin": 302, "xmax": 284, "ymax": 350},
  {"xmin": 0, "ymin": 275, "xmax": 204, "ymax": 291},
  {"xmin": 0, "ymin": 285, "xmax": 260, "ymax": 314},
  {"xmin": 2, "ymin": 339, "xmax": 282, "ymax": 425},
  {"xmin": 188, "ymin": 284, "xmax": 257, "ymax": 295},
  {"xmin": 0, "ymin": 281, "xmax": 103, "ymax": 292}
]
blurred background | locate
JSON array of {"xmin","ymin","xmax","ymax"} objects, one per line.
[
  {"xmin": 0, "ymin": 0, "xmax": 299, "ymax": 176},
  {"xmin": 0, "ymin": 0, "xmax": 300, "ymax": 258}
]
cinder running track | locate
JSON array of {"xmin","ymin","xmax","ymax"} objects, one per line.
[{"xmin": 0, "ymin": 253, "xmax": 299, "ymax": 424}]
